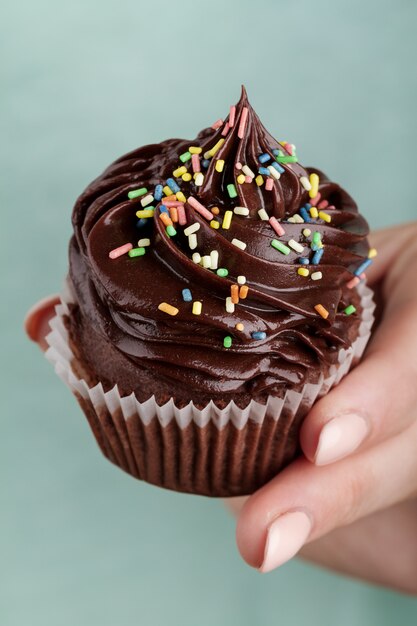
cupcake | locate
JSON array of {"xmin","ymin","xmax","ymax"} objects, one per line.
[{"xmin": 46, "ymin": 87, "xmax": 375, "ymax": 497}]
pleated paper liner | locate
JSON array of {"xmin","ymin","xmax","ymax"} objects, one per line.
[{"xmin": 45, "ymin": 280, "xmax": 375, "ymax": 497}]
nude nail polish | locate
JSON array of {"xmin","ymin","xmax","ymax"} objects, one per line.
[
  {"xmin": 259, "ymin": 511, "xmax": 312, "ymax": 573},
  {"xmin": 315, "ymin": 413, "xmax": 369, "ymax": 465}
]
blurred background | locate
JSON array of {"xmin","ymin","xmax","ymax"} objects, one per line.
[{"xmin": 2, "ymin": 0, "xmax": 417, "ymax": 624}]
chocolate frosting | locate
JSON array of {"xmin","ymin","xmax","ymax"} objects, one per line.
[{"xmin": 69, "ymin": 87, "xmax": 370, "ymax": 400}]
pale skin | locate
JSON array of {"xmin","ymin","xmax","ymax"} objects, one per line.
[{"xmin": 25, "ymin": 222, "xmax": 417, "ymax": 595}]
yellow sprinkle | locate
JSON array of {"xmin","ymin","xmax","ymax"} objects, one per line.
[
  {"xmin": 215, "ymin": 159, "xmax": 225, "ymax": 172},
  {"xmin": 222, "ymin": 210, "xmax": 233, "ymax": 230},
  {"xmin": 176, "ymin": 191, "xmax": 187, "ymax": 203},
  {"xmin": 309, "ymin": 207, "xmax": 318, "ymax": 219},
  {"xmin": 182, "ymin": 172, "xmax": 192, "ymax": 182},
  {"xmin": 314, "ymin": 304, "xmax": 329, "ymax": 319},
  {"xmin": 368, "ymin": 247, "xmax": 378, "ymax": 259},
  {"xmin": 237, "ymin": 174, "xmax": 245, "ymax": 184},
  {"xmin": 255, "ymin": 175, "xmax": 264, "ymax": 186},
  {"xmin": 309, "ymin": 173, "xmax": 319, "ymax": 199},
  {"xmin": 318, "ymin": 211, "xmax": 331, "ymax": 223},
  {"xmin": 297, "ymin": 268, "xmax": 310, "ymax": 277},
  {"xmin": 235, "ymin": 322, "xmax": 244, "ymax": 331},
  {"xmin": 136, "ymin": 209, "xmax": 154, "ymax": 218},
  {"xmin": 210, "ymin": 220, "xmax": 220, "ymax": 229},
  {"xmin": 163, "ymin": 185, "xmax": 172, "ymax": 196},
  {"xmin": 303, "ymin": 228, "xmax": 311, "ymax": 237},
  {"xmin": 173, "ymin": 166, "xmax": 187, "ymax": 177},
  {"xmin": 189, "ymin": 146, "xmax": 202, "ymax": 154},
  {"xmin": 208, "ymin": 138, "xmax": 225, "ymax": 157},
  {"xmin": 158, "ymin": 302, "xmax": 179, "ymax": 316},
  {"xmin": 192, "ymin": 301, "xmax": 202, "ymax": 315}
]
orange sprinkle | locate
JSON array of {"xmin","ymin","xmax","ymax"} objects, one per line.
[
  {"xmin": 162, "ymin": 195, "xmax": 177, "ymax": 204},
  {"xmin": 169, "ymin": 207, "xmax": 178, "ymax": 223},
  {"xmin": 211, "ymin": 206, "xmax": 220, "ymax": 215},
  {"xmin": 314, "ymin": 304, "xmax": 329, "ymax": 319},
  {"xmin": 239, "ymin": 285, "xmax": 249, "ymax": 299},
  {"xmin": 231, "ymin": 284, "xmax": 239, "ymax": 304},
  {"xmin": 159, "ymin": 213, "xmax": 173, "ymax": 228},
  {"xmin": 235, "ymin": 322, "xmax": 244, "ymax": 331}
]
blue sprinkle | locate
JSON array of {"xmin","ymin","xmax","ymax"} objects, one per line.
[
  {"xmin": 258, "ymin": 153, "xmax": 271, "ymax": 164},
  {"xmin": 270, "ymin": 161, "xmax": 285, "ymax": 174},
  {"xmin": 310, "ymin": 243, "xmax": 321, "ymax": 252},
  {"xmin": 159, "ymin": 206, "xmax": 169, "ymax": 214},
  {"xmin": 304, "ymin": 203, "xmax": 312, "ymax": 210},
  {"xmin": 354, "ymin": 258, "xmax": 373, "ymax": 276},
  {"xmin": 312, "ymin": 248, "xmax": 324, "ymax": 264},
  {"xmin": 258, "ymin": 167, "xmax": 270, "ymax": 176},
  {"xmin": 166, "ymin": 177, "xmax": 180, "ymax": 193},
  {"xmin": 300, "ymin": 207, "xmax": 312, "ymax": 223},
  {"xmin": 154, "ymin": 184, "xmax": 163, "ymax": 201},
  {"xmin": 299, "ymin": 257, "xmax": 310, "ymax": 265},
  {"xmin": 272, "ymin": 148, "xmax": 279, "ymax": 156},
  {"xmin": 136, "ymin": 218, "xmax": 148, "ymax": 229},
  {"xmin": 202, "ymin": 159, "xmax": 210, "ymax": 169},
  {"xmin": 182, "ymin": 288, "xmax": 192, "ymax": 302},
  {"xmin": 251, "ymin": 331, "xmax": 266, "ymax": 341}
]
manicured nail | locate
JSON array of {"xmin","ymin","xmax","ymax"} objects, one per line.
[
  {"xmin": 315, "ymin": 413, "xmax": 369, "ymax": 465},
  {"xmin": 259, "ymin": 511, "xmax": 312, "ymax": 573}
]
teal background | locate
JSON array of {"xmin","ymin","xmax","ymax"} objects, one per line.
[{"xmin": 2, "ymin": 0, "xmax": 417, "ymax": 624}]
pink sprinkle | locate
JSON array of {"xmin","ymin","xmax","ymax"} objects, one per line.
[
  {"xmin": 229, "ymin": 105, "xmax": 236, "ymax": 127},
  {"xmin": 326, "ymin": 205, "xmax": 336, "ymax": 210},
  {"xmin": 187, "ymin": 196, "xmax": 213, "ymax": 221},
  {"xmin": 309, "ymin": 192, "xmax": 321, "ymax": 207},
  {"xmin": 109, "ymin": 243, "xmax": 132, "ymax": 259},
  {"xmin": 265, "ymin": 178, "xmax": 274, "ymax": 191},
  {"xmin": 360, "ymin": 272, "xmax": 366, "ymax": 280},
  {"xmin": 163, "ymin": 201, "xmax": 183, "ymax": 207},
  {"xmin": 235, "ymin": 162, "xmax": 242, "ymax": 170},
  {"xmin": 245, "ymin": 176, "xmax": 253, "ymax": 183},
  {"xmin": 346, "ymin": 276, "xmax": 360, "ymax": 289},
  {"xmin": 269, "ymin": 216, "xmax": 286, "ymax": 237},
  {"xmin": 285, "ymin": 144, "xmax": 293, "ymax": 155},
  {"xmin": 237, "ymin": 107, "xmax": 248, "ymax": 139},
  {"xmin": 191, "ymin": 154, "xmax": 200, "ymax": 173},
  {"xmin": 318, "ymin": 199, "xmax": 329, "ymax": 209},
  {"xmin": 211, "ymin": 119, "xmax": 223, "ymax": 130},
  {"xmin": 177, "ymin": 205, "xmax": 187, "ymax": 226},
  {"xmin": 221, "ymin": 122, "xmax": 230, "ymax": 137}
]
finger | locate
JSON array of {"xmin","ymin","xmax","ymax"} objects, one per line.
[
  {"xmin": 236, "ymin": 420, "xmax": 417, "ymax": 572},
  {"xmin": 300, "ymin": 300, "xmax": 417, "ymax": 465},
  {"xmin": 24, "ymin": 295, "xmax": 60, "ymax": 351},
  {"xmin": 365, "ymin": 221, "xmax": 417, "ymax": 286}
]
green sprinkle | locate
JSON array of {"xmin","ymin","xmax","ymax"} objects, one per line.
[
  {"xmin": 223, "ymin": 335, "xmax": 232, "ymax": 349},
  {"xmin": 179, "ymin": 151, "xmax": 192, "ymax": 163},
  {"xmin": 227, "ymin": 183, "xmax": 238, "ymax": 198},
  {"xmin": 216, "ymin": 268, "xmax": 229, "ymax": 277},
  {"xmin": 276, "ymin": 155, "xmax": 298, "ymax": 164},
  {"xmin": 271, "ymin": 239, "xmax": 291, "ymax": 255},
  {"xmin": 312, "ymin": 231, "xmax": 322, "ymax": 245},
  {"xmin": 344, "ymin": 305, "xmax": 357, "ymax": 316},
  {"xmin": 128, "ymin": 187, "xmax": 148, "ymax": 199},
  {"xmin": 166, "ymin": 225, "xmax": 177, "ymax": 237},
  {"xmin": 128, "ymin": 247, "xmax": 146, "ymax": 258}
]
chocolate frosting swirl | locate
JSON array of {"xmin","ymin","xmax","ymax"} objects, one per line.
[{"xmin": 69, "ymin": 87, "xmax": 370, "ymax": 399}]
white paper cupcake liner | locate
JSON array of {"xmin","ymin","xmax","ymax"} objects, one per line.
[{"xmin": 45, "ymin": 279, "xmax": 375, "ymax": 496}]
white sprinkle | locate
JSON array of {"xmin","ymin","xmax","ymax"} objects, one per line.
[
  {"xmin": 311, "ymin": 271, "xmax": 323, "ymax": 281},
  {"xmin": 242, "ymin": 165, "xmax": 256, "ymax": 178},
  {"xmin": 188, "ymin": 233, "xmax": 198, "ymax": 250},
  {"xmin": 137, "ymin": 238, "xmax": 151, "ymax": 247},
  {"xmin": 194, "ymin": 172, "xmax": 204, "ymax": 186},
  {"xmin": 292, "ymin": 214, "xmax": 305, "ymax": 224},
  {"xmin": 300, "ymin": 176, "xmax": 312, "ymax": 191},
  {"xmin": 258, "ymin": 208, "xmax": 269, "ymax": 221},
  {"xmin": 234, "ymin": 206, "xmax": 249, "ymax": 216},
  {"xmin": 268, "ymin": 165, "xmax": 281, "ymax": 180},
  {"xmin": 210, "ymin": 250, "xmax": 219, "ymax": 270},
  {"xmin": 201, "ymin": 255, "xmax": 212, "ymax": 269},
  {"xmin": 140, "ymin": 194, "xmax": 154, "ymax": 207},
  {"xmin": 303, "ymin": 229, "xmax": 311, "ymax": 237},
  {"xmin": 192, "ymin": 252, "xmax": 201, "ymax": 264},
  {"xmin": 288, "ymin": 239, "xmax": 305, "ymax": 253},
  {"xmin": 231, "ymin": 238, "xmax": 247, "ymax": 251},
  {"xmin": 237, "ymin": 275, "xmax": 246, "ymax": 285},
  {"xmin": 184, "ymin": 223, "xmax": 200, "ymax": 236},
  {"xmin": 287, "ymin": 217, "xmax": 296, "ymax": 223},
  {"xmin": 225, "ymin": 297, "xmax": 235, "ymax": 313}
]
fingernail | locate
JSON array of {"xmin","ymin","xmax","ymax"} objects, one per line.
[
  {"xmin": 259, "ymin": 511, "xmax": 312, "ymax": 573},
  {"xmin": 315, "ymin": 413, "xmax": 369, "ymax": 465}
]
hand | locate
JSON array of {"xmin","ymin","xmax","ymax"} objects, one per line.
[{"xmin": 226, "ymin": 222, "xmax": 417, "ymax": 595}]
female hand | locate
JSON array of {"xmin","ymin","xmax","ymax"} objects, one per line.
[{"xmin": 226, "ymin": 222, "xmax": 417, "ymax": 595}]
